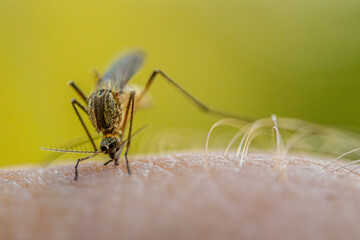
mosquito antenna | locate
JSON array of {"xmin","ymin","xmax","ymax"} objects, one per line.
[
  {"xmin": 41, "ymin": 125, "xmax": 147, "ymax": 155},
  {"xmin": 40, "ymin": 147, "xmax": 101, "ymax": 154},
  {"xmin": 40, "ymin": 134, "xmax": 103, "ymax": 167}
]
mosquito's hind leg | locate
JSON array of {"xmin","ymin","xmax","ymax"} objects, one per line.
[
  {"xmin": 137, "ymin": 69, "xmax": 251, "ymax": 121},
  {"xmin": 68, "ymin": 80, "xmax": 88, "ymax": 104},
  {"xmin": 71, "ymin": 99, "xmax": 98, "ymax": 151},
  {"xmin": 74, "ymin": 154, "xmax": 97, "ymax": 181}
]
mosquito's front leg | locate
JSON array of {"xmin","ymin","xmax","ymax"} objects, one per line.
[
  {"xmin": 71, "ymin": 99, "xmax": 97, "ymax": 151},
  {"xmin": 115, "ymin": 88, "xmax": 136, "ymax": 167},
  {"xmin": 137, "ymin": 69, "xmax": 251, "ymax": 121},
  {"xmin": 68, "ymin": 80, "xmax": 88, "ymax": 104},
  {"xmin": 119, "ymin": 91, "xmax": 136, "ymax": 175},
  {"xmin": 74, "ymin": 154, "xmax": 97, "ymax": 181}
]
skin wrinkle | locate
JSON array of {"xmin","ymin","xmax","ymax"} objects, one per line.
[{"xmin": 0, "ymin": 153, "xmax": 360, "ymax": 240}]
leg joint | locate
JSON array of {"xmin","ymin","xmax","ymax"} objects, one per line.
[{"xmin": 152, "ymin": 69, "xmax": 164, "ymax": 78}]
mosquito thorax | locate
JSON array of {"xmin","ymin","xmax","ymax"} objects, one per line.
[{"xmin": 88, "ymin": 89, "xmax": 122, "ymax": 134}]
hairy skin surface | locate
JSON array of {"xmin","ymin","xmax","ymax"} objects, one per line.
[{"xmin": 0, "ymin": 153, "xmax": 360, "ymax": 240}]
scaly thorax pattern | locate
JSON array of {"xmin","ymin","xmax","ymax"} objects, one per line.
[{"xmin": 87, "ymin": 89, "xmax": 122, "ymax": 135}]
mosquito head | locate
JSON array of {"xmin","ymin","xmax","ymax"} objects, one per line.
[{"xmin": 100, "ymin": 136, "xmax": 121, "ymax": 159}]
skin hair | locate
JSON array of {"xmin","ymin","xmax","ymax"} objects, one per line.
[{"xmin": 0, "ymin": 152, "xmax": 359, "ymax": 240}]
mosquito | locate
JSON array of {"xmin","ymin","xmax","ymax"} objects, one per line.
[{"xmin": 43, "ymin": 50, "xmax": 250, "ymax": 180}]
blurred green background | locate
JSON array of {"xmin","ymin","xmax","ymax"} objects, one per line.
[{"xmin": 0, "ymin": 0, "xmax": 359, "ymax": 166}]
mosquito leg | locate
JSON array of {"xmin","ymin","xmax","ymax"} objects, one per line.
[
  {"xmin": 119, "ymin": 91, "xmax": 134, "ymax": 134},
  {"xmin": 137, "ymin": 69, "xmax": 251, "ymax": 121},
  {"xmin": 74, "ymin": 154, "xmax": 97, "ymax": 181},
  {"xmin": 68, "ymin": 80, "xmax": 88, "ymax": 104},
  {"xmin": 116, "ymin": 87, "xmax": 136, "ymax": 167},
  {"xmin": 124, "ymin": 91, "xmax": 136, "ymax": 175},
  {"xmin": 71, "ymin": 99, "xmax": 98, "ymax": 151},
  {"xmin": 104, "ymin": 159, "xmax": 113, "ymax": 166},
  {"xmin": 114, "ymin": 142, "xmax": 125, "ymax": 166}
]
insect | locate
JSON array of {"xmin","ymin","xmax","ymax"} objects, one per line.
[{"xmin": 44, "ymin": 50, "xmax": 250, "ymax": 180}]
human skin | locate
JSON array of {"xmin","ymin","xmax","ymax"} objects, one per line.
[{"xmin": 0, "ymin": 152, "xmax": 359, "ymax": 240}]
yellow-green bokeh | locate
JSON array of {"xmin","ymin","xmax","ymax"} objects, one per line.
[{"xmin": 0, "ymin": 0, "xmax": 359, "ymax": 166}]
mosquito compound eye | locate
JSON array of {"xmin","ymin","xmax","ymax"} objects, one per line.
[{"xmin": 100, "ymin": 146, "xmax": 107, "ymax": 152}]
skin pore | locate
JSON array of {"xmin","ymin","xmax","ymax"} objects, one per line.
[{"xmin": 0, "ymin": 152, "xmax": 359, "ymax": 240}]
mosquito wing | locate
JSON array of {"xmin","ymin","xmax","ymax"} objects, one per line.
[{"xmin": 97, "ymin": 50, "xmax": 146, "ymax": 91}]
